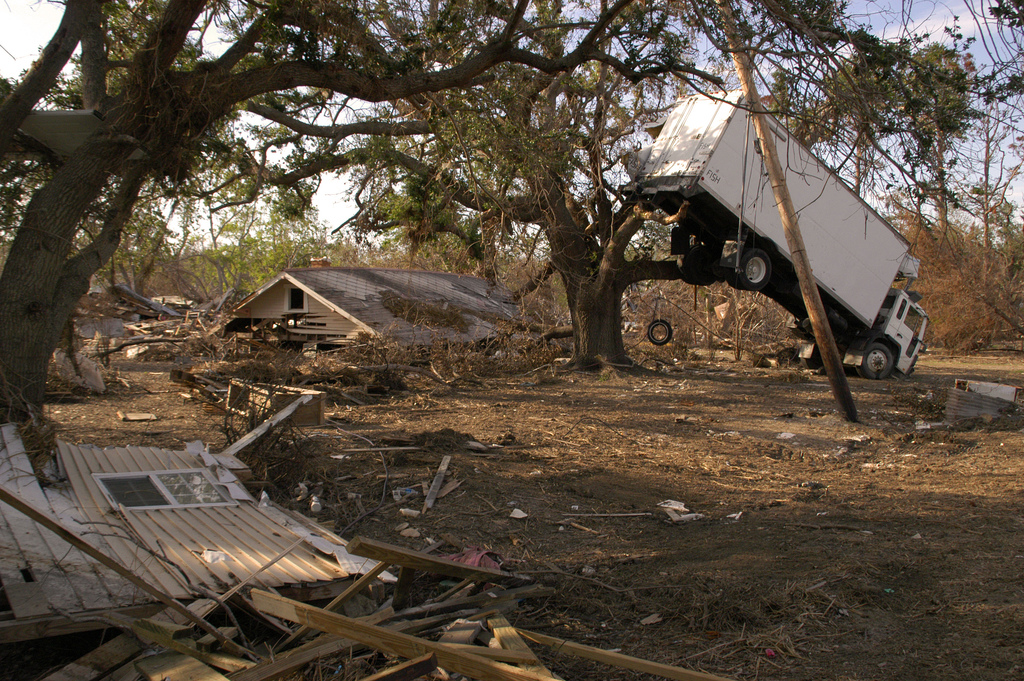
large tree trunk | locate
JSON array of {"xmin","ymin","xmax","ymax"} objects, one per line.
[
  {"xmin": 563, "ymin": 273, "xmax": 630, "ymax": 368},
  {"xmin": 0, "ymin": 138, "xmax": 139, "ymax": 417}
]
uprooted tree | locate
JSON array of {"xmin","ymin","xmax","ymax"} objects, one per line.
[{"xmin": 0, "ymin": 0, "xmax": 698, "ymax": 418}]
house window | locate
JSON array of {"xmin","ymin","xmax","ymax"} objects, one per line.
[
  {"xmin": 96, "ymin": 470, "xmax": 234, "ymax": 510},
  {"xmin": 288, "ymin": 287, "xmax": 306, "ymax": 311}
]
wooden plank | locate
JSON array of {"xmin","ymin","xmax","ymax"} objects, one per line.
[
  {"xmin": 38, "ymin": 632, "xmax": 143, "ymax": 681},
  {"xmin": 219, "ymin": 395, "xmax": 314, "ymax": 459},
  {"xmin": 358, "ymin": 653, "xmax": 437, "ymax": 681},
  {"xmin": 132, "ymin": 619, "xmax": 254, "ymax": 672},
  {"xmin": 345, "ymin": 536, "xmax": 512, "ymax": 582},
  {"xmin": 421, "ymin": 455, "xmax": 451, "ymax": 514},
  {"xmin": 0, "ymin": 484, "xmax": 254, "ymax": 660},
  {"xmin": 438, "ymin": 619, "xmax": 483, "ymax": 645},
  {"xmin": 250, "ymin": 590, "xmax": 561, "ymax": 681},
  {"xmin": 4, "ymin": 582, "xmax": 50, "ymax": 618},
  {"xmin": 229, "ymin": 609, "xmax": 397, "ymax": 681},
  {"xmin": 0, "ymin": 603, "xmax": 164, "ymax": 643},
  {"xmin": 516, "ymin": 629, "xmax": 737, "ymax": 681},
  {"xmin": 439, "ymin": 644, "xmax": 537, "ymax": 664},
  {"xmin": 197, "ymin": 627, "xmax": 239, "ymax": 653},
  {"xmin": 276, "ymin": 560, "xmax": 391, "ymax": 650},
  {"xmin": 488, "ymin": 615, "xmax": 560, "ymax": 679},
  {"xmin": 392, "ymin": 566, "xmax": 416, "ymax": 610},
  {"xmin": 39, "ymin": 601, "xmax": 220, "ymax": 681},
  {"xmin": 136, "ymin": 652, "xmax": 231, "ymax": 681}
]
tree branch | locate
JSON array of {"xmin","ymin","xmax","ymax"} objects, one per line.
[
  {"xmin": 0, "ymin": 0, "xmax": 92, "ymax": 159},
  {"xmin": 247, "ymin": 103, "xmax": 431, "ymax": 140}
]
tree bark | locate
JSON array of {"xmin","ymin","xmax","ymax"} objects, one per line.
[
  {"xmin": 0, "ymin": 138, "xmax": 137, "ymax": 416},
  {"xmin": 565, "ymin": 274, "xmax": 631, "ymax": 367}
]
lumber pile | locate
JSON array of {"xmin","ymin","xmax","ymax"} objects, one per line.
[{"xmin": 38, "ymin": 535, "xmax": 736, "ymax": 681}]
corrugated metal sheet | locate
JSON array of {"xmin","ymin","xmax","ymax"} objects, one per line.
[
  {"xmin": 945, "ymin": 388, "xmax": 1015, "ymax": 422},
  {"xmin": 0, "ymin": 425, "xmax": 151, "ymax": 630},
  {"xmin": 56, "ymin": 440, "xmax": 357, "ymax": 598}
]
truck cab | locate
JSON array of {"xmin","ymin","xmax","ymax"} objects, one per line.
[{"xmin": 840, "ymin": 289, "xmax": 928, "ymax": 379}]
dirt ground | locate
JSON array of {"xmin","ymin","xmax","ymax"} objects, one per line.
[{"xmin": 14, "ymin": 347, "xmax": 1024, "ymax": 681}]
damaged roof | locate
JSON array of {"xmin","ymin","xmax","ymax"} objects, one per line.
[{"xmin": 234, "ymin": 267, "xmax": 519, "ymax": 344}]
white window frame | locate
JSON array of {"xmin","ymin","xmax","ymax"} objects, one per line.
[
  {"xmin": 94, "ymin": 469, "xmax": 237, "ymax": 511},
  {"xmin": 285, "ymin": 286, "xmax": 308, "ymax": 312}
]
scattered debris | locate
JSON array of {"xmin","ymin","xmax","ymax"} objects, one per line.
[
  {"xmin": 510, "ymin": 508, "xmax": 529, "ymax": 519},
  {"xmin": 946, "ymin": 379, "xmax": 1021, "ymax": 423},
  {"xmin": 116, "ymin": 411, "xmax": 157, "ymax": 421},
  {"xmin": 52, "ymin": 349, "xmax": 105, "ymax": 393},
  {"xmin": 421, "ymin": 455, "xmax": 452, "ymax": 514},
  {"xmin": 658, "ymin": 500, "xmax": 704, "ymax": 523},
  {"xmin": 227, "ymin": 380, "xmax": 326, "ymax": 427}
]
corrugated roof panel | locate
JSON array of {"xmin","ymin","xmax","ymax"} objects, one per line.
[
  {"xmin": 58, "ymin": 441, "xmax": 190, "ymax": 597},
  {"xmin": 57, "ymin": 439, "xmax": 353, "ymax": 596}
]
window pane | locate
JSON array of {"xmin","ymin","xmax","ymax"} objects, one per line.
[
  {"xmin": 156, "ymin": 472, "xmax": 227, "ymax": 505},
  {"xmin": 102, "ymin": 476, "xmax": 169, "ymax": 508}
]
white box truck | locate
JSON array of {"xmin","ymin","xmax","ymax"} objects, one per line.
[{"xmin": 626, "ymin": 91, "xmax": 927, "ymax": 379}]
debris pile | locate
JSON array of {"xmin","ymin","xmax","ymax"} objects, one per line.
[{"xmin": 0, "ymin": 402, "xmax": 737, "ymax": 681}]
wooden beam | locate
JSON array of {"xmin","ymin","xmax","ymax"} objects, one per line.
[
  {"xmin": 0, "ymin": 485, "xmax": 253, "ymax": 660},
  {"xmin": 276, "ymin": 560, "xmax": 391, "ymax": 650},
  {"xmin": 230, "ymin": 611, "xmax": 440, "ymax": 681},
  {"xmin": 516, "ymin": 629, "xmax": 736, "ymax": 681},
  {"xmin": 391, "ymin": 584, "xmax": 553, "ymax": 621},
  {"xmin": 345, "ymin": 536, "xmax": 513, "ymax": 582},
  {"xmin": 488, "ymin": 615, "xmax": 560, "ymax": 679},
  {"xmin": 250, "ymin": 590, "xmax": 563, "ymax": 681},
  {"xmin": 39, "ymin": 601, "xmax": 219, "ymax": 681},
  {"xmin": 132, "ymin": 619, "xmax": 254, "ymax": 673},
  {"xmin": 359, "ymin": 653, "xmax": 437, "ymax": 681},
  {"xmin": 439, "ymin": 643, "xmax": 538, "ymax": 664}
]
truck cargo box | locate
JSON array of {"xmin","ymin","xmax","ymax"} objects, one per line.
[{"xmin": 630, "ymin": 91, "xmax": 917, "ymax": 327}]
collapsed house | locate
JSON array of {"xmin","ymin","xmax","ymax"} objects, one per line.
[{"xmin": 228, "ymin": 267, "xmax": 519, "ymax": 346}]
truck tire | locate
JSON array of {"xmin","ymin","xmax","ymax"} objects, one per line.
[
  {"xmin": 681, "ymin": 246, "xmax": 718, "ymax": 286},
  {"xmin": 731, "ymin": 248, "xmax": 771, "ymax": 291},
  {"xmin": 857, "ymin": 342, "xmax": 894, "ymax": 380},
  {"xmin": 646, "ymin": 319, "xmax": 673, "ymax": 345}
]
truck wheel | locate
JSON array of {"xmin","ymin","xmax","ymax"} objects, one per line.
[
  {"xmin": 731, "ymin": 248, "xmax": 772, "ymax": 291},
  {"xmin": 857, "ymin": 342, "xmax": 894, "ymax": 380},
  {"xmin": 646, "ymin": 319, "xmax": 673, "ymax": 345},
  {"xmin": 681, "ymin": 246, "xmax": 718, "ymax": 286}
]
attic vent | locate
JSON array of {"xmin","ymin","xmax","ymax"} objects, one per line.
[{"xmin": 96, "ymin": 470, "xmax": 234, "ymax": 509}]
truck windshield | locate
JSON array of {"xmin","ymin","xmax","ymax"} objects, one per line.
[{"xmin": 904, "ymin": 306, "xmax": 926, "ymax": 337}]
